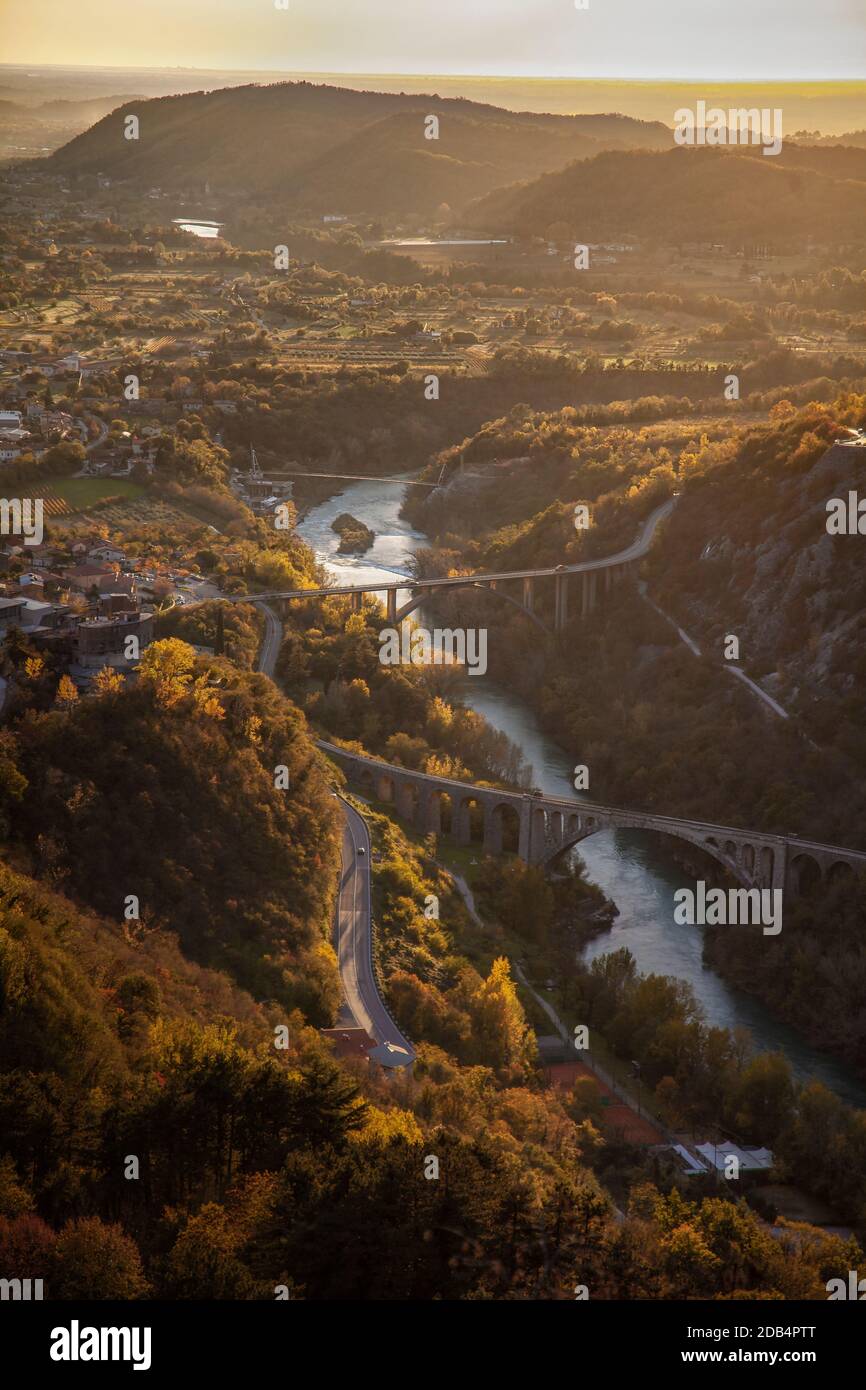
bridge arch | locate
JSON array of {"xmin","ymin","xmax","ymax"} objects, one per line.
[
  {"xmin": 788, "ymin": 852, "xmax": 822, "ymax": 896},
  {"xmin": 543, "ymin": 821, "xmax": 753, "ymax": 889},
  {"xmin": 394, "ymin": 582, "xmax": 551, "ymax": 633},
  {"xmin": 355, "ymin": 765, "xmax": 376, "ymax": 801},
  {"xmin": 827, "ymin": 859, "xmax": 857, "ymax": 889},
  {"xmin": 490, "ymin": 801, "xmax": 521, "ymax": 854},
  {"xmin": 454, "ymin": 794, "xmax": 485, "ymax": 847}
]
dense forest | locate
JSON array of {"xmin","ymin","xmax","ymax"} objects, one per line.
[
  {"xmin": 1, "ymin": 639, "xmax": 342, "ymax": 1017},
  {"xmin": 277, "ymin": 595, "xmax": 532, "ymax": 785},
  {"xmin": 1, "ymin": 764, "xmax": 861, "ymax": 1298}
]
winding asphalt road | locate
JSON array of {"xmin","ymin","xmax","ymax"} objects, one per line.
[
  {"xmin": 251, "ymin": 601, "xmax": 413, "ymax": 1059},
  {"xmin": 335, "ymin": 797, "xmax": 415, "ymax": 1061},
  {"xmin": 256, "ymin": 601, "xmax": 283, "ymax": 676}
]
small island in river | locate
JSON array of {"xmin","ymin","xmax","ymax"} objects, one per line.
[{"xmin": 331, "ymin": 512, "xmax": 375, "ymax": 554}]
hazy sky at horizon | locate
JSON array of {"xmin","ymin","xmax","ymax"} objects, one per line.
[{"xmin": 4, "ymin": 0, "xmax": 866, "ymax": 80}]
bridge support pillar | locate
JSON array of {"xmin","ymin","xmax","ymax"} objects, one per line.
[
  {"xmin": 554, "ymin": 574, "xmax": 568, "ymax": 631},
  {"xmin": 518, "ymin": 800, "xmax": 548, "ymax": 865},
  {"xmin": 482, "ymin": 803, "xmax": 502, "ymax": 854},
  {"xmin": 395, "ymin": 779, "xmax": 415, "ymax": 822},
  {"xmin": 424, "ymin": 792, "xmax": 442, "ymax": 835},
  {"xmin": 455, "ymin": 799, "xmax": 473, "ymax": 846},
  {"xmin": 528, "ymin": 809, "xmax": 548, "ymax": 865},
  {"xmin": 350, "ymin": 590, "xmax": 363, "ymax": 612},
  {"xmin": 386, "ymin": 589, "xmax": 397, "ymax": 623},
  {"xmin": 523, "ymin": 576, "xmax": 534, "ymax": 613},
  {"xmin": 582, "ymin": 571, "xmax": 598, "ymax": 616},
  {"xmin": 604, "ymin": 567, "xmax": 613, "ymax": 594},
  {"xmin": 518, "ymin": 798, "xmax": 532, "ymax": 863},
  {"xmin": 773, "ymin": 841, "xmax": 787, "ymax": 895}
]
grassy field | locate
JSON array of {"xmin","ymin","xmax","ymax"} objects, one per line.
[
  {"xmin": 46, "ymin": 480, "xmax": 203, "ymax": 533},
  {"xmin": 51, "ymin": 477, "xmax": 145, "ymax": 508}
]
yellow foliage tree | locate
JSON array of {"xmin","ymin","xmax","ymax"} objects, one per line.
[
  {"xmin": 92, "ymin": 665, "xmax": 126, "ymax": 696},
  {"xmin": 190, "ymin": 675, "xmax": 225, "ymax": 721},
  {"xmin": 55, "ymin": 674, "xmax": 79, "ymax": 707},
  {"xmin": 469, "ymin": 957, "xmax": 534, "ymax": 1074},
  {"xmin": 349, "ymin": 1104, "xmax": 423, "ymax": 1147},
  {"xmin": 138, "ymin": 637, "xmax": 196, "ymax": 709}
]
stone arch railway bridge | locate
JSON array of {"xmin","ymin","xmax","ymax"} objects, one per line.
[
  {"xmin": 318, "ymin": 741, "xmax": 866, "ymax": 899},
  {"xmin": 233, "ymin": 497, "xmax": 678, "ymax": 634}
]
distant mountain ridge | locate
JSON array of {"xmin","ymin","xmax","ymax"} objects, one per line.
[
  {"xmin": 464, "ymin": 145, "xmax": 866, "ymax": 245},
  {"xmin": 46, "ymin": 79, "xmax": 671, "ymax": 214}
]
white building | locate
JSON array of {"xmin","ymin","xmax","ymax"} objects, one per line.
[{"xmin": 694, "ymin": 1142, "xmax": 774, "ymax": 1173}]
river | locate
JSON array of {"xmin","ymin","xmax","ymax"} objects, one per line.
[
  {"xmin": 172, "ymin": 218, "xmax": 224, "ymax": 238},
  {"xmin": 297, "ymin": 476, "xmax": 866, "ymax": 1107}
]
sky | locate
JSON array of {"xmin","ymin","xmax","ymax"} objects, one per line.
[{"xmin": 3, "ymin": 0, "xmax": 866, "ymax": 80}]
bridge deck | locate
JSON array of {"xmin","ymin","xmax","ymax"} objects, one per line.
[
  {"xmin": 230, "ymin": 497, "xmax": 677, "ymax": 603},
  {"xmin": 317, "ymin": 740, "xmax": 866, "ymax": 866}
]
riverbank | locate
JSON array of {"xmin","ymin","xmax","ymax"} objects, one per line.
[{"xmin": 448, "ymin": 866, "xmax": 666, "ymax": 1143}]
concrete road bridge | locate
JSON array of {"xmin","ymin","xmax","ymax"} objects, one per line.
[
  {"xmin": 318, "ymin": 741, "xmax": 866, "ymax": 899},
  {"xmin": 231, "ymin": 497, "xmax": 677, "ymax": 634}
]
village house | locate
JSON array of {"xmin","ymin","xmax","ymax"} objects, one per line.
[
  {"xmin": 14, "ymin": 570, "xmax": 68, "ymax": 599},
  {"xmin": 22, "ymin": 544, "xmax": 62, "ymax": 569},
  {"xmin": 88, "ymin": 544, "xmax": 127, "ymax": 564},
  {"xmin": 66, "ymin": 562, "xmax": 123, "ymax": 595}
]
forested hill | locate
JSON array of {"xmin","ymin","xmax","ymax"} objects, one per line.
[
  {"xmin": 46, "ymin": 80, "xmax": 669, "ymax": 212},
  {"xmin": 465, "ymin": 145, "xmax": 866, "ymax": 245},
  {"xmin": 643, "ymin": 400, "xmax": 866, "ymax": 731},
  {"xmin": 410, "ymin": 391, "xmax": 866, "ymax": 738},
  {"xmin": 0, "ymin": 638, "xmax": 342, "ymax": 1020}
]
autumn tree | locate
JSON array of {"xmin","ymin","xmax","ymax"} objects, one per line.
[
  {"xmin": 51, "ymin": 1217, "xmax": 148, "ymax": 1300},
  {"xmin": 137, "ymin": 637, "xmax": 196, "ymax": 708},
  {"xmin": 54, "ymin": 675, "xmax": 79, "ymax": 708},
  {"xmin": 461, "ymin": 957, "xmax": 534, "ymax": 1075},
  {"xmin": 92, "ymin": 665, "xmax": 125, "ymax": 695}
]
